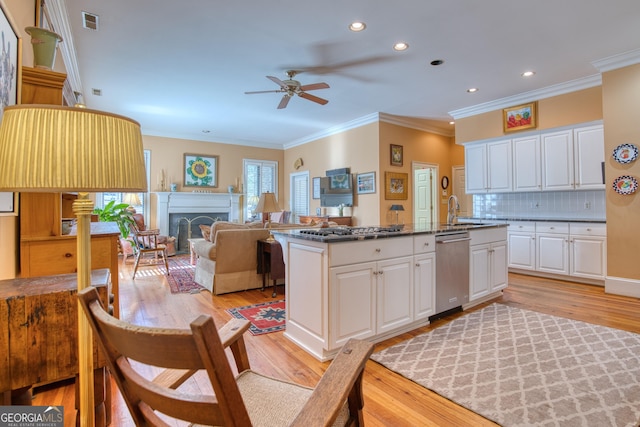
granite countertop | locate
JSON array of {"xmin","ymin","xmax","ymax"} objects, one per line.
[{"xmin": 275, "ymin": 222, "xmax": 506, "ymax": 243}]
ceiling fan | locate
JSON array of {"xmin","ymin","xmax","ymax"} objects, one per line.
[{"xmin": 245, "ymin": 70, "xmax": 329, "ymax": 109}]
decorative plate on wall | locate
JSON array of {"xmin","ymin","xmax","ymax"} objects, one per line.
[
  {"xmin": 612, "ymin": 175, "xmax": 638, "ymax": 195},
  {"xmin": 612, "ymin": 143, "xmax": 638, "ymax": 164}
]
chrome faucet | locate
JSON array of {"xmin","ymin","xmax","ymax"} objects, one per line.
[{"xmin": 447, "ymin": 194, "xmax": 460, "ymax": 224}]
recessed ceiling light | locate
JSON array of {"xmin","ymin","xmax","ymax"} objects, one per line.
[
  {"xmin": 430, "ymin": 59, "xmax": 444, "ymax": 66},
  {"xmin": 393, "ymin": 42, "xmax": 409, "ymax": 51},
  {"xmin": 467, "ymin": 88, "xmax": 478, "ymax": 93},
  {"xmin": 349, "ymin": 21, "xmax": 366, "ymax": 32},
  {"xmin": 521, "ymin": 71, "xmax": 536, "ymax": 77}
]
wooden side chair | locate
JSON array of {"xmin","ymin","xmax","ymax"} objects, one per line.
[
  {"xmin": 129, "ymin": 214, "xmax": 169, "ymax": 279},
  {"xmin": 78, "ymin": 287, "xmax": 375, "ymax": 426}
]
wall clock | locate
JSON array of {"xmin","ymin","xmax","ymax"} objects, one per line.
[{"xmin": 441, "ymin": 176, "xmax": 449, "ymax": 189}]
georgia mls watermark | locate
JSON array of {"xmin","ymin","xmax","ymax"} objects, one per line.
[{"xmin": 0, "ymin": 406, "xmax": 63, "ymax": 427}]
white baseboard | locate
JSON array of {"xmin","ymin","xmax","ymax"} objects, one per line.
[{"xmin": 605, "ymin": 276, "xmax": 640, "ymax": 298}]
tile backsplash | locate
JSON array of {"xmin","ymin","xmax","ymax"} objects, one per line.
[{"xmin": 472, "ymin": 190, "xmax": 606, "ymax": 220}]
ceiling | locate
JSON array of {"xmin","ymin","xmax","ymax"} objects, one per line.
[{"xmin": 55, "ymin": 0, "xmax": 640, "ymax": 149}]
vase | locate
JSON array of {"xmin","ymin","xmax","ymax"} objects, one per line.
[{"xmin": 25, "ymin": 27, "xmax": 63, "ymax": 70}]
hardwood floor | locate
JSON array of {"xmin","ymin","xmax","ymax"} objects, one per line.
[{"xmin": 31, "ymin": 258, "xmax": 640, "ymax": 426}]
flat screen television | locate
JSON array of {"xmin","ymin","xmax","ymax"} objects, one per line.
[{"xmin": 320, "ymin": 174, "xmax": 353, "ymax": 207}]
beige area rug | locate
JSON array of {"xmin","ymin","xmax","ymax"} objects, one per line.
[{"xmin": 371, "ymin": 303, "xmax": 640, "ymax": 427}]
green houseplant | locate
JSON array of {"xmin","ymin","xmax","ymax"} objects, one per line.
[{"xmin": 93, "ymin": 200, "xmax": 138, "ymax": 257}]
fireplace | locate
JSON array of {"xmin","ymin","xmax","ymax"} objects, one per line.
[
  {"xmin": 154, "ymin": 192, "xmax": 242, "ymax": 250},
  {"xmin": 169, "ymin": 212, "xmax": 228, "ymax": 251}
]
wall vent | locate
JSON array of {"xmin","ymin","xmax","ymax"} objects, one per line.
[
  {"xmin": 82, "ymin": 11, "xmax": 99, "ymax": 30},
  {"xmin": 92, "ymin": 88, "xmax": 102, "ymax": 96}
]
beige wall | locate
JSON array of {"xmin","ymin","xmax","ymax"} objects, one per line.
[
  {"xmin": 379, "ymin": 122, "xmax": 459, "ymax": 224},
  {"xmin": 284, "ymin": 123, "xmax": 379, "ymax": 226},
  {"xmin": 602, "ymin": 64, "xmax": 640, "ymax": 281},
  {"xmin": 143, "ymin": 135, "xmax": 284, "ymax": 228},
  {"xmin": 455, "ymin": 87, "xmax": 603, "ymax": 144}
]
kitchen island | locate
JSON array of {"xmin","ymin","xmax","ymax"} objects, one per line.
[{"xmin": 274, "ymin": 223, "xmax": 507, "ymax": 361}]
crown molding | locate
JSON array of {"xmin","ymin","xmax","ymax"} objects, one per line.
[
  {"xmin": 378, "ymin": 113, "xmax": 454, "ymax": 137},
  {"xmin": 284, "ymin": 113, "xmax": 380, "ymax": 149},
  {"xmin": 449, "ymin": 74, "xmax": 602, "ymax": 119},
  {"xmin": 42, "ymin": 0, "xmax": 83, "ymax": 104},
  {"xmin": 592, "ymin": 48, "xmax": 640, "ymax": 72}
]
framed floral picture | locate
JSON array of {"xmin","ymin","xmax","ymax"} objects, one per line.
[
  {"xmin": 503, "ymin": 102, "xmax": 537, "ymax": 133},
  {"xmin": 184, "ymin": 153, "xmax": 218, "ymax": 188},
  {"xmin": 385, "ymin": 172, "xmax": 408, "ymax": 200},
  {"xmin": 390, "ymin": 144, "xmax": 403, "ymax": 166}
]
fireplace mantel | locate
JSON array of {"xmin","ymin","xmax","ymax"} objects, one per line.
[{"xmin": 154, "ymin": 192, "xmax": 242, "ymax": 236}]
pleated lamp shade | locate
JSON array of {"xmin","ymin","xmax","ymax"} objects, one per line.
[{"xmin": 0, "ymin": 104, "xmax": 147, "ymax": 192}]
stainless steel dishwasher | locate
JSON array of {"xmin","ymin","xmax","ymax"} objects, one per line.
[{"xmin": 433, "ymin": 231, "xmax": 470, "ymax": 319}]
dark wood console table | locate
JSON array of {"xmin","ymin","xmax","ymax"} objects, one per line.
[
  {"xmin": 0, "ymin": 269, "xmax": 112, "ymax": 425},
  {"xmin": 257, "ymin": 239, "xmax": 285, "ymax": 297}
]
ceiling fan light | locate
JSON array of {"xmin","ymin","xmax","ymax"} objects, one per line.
[
  {"xmin": 393, "ymin": 42, "xmax": 409, "ymax": 51},
  {"xmin": 349, "ymin": 21, "xmax": 366, "ymax": 32}
]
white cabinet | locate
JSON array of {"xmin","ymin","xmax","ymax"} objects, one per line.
[
  {"xmin": 376, "ymin": 257, "xmax": 414, "ymax": 334},
  {"xmin": 469, "ymin": 228, "xmax": 508, "ymax": 302},
  {"xmin": 513, "ymin": 135, "xmax": 541, "ymax": 192},
  {"xmin": 569, "ymin": 223, "xmax": 606, "ymax": 280},
  {"xmin": 465, "ymin": 140, "xmax": 512, "ymax": 193},
  {"xmin": 535, "ymin": 222, "xmax": 570, "ymax": 275},
  {"xmin": 413, "ymin": 234, "xmax": 436, "ymax": 321},
  {"xmin": 508, "ymin": 221, "xmax": 536, "ymax": 270},
  {"xmin": 573, "ymin": 125, "xmax": 605, "ymax": 190},
  {"xmin": 541, "ymin": 125, "xmax": 604, "ymax": 191}
]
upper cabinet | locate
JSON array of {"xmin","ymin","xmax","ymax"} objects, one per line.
[
  {"xmin": 465, "ymin": 123, "xmax": 604, "ymax": 194},
  {"xmin": 465, "ymin": 139, "xmax": 512, "ymax": 193}
]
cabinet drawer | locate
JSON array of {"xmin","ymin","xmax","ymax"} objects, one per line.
[
  {"xmin": 469, "ymin": 227, "xmax": 507, "ymax": 246},
  {"xmin": 535, "ymin": 222, "xmax": 569, "ymax": 234},
  {"xmin": 413, "ymin": 234, "xmax": 436, "ymax": 253},
  {"xmin": 330, "ymin": 236, "xmax": 413, "ymax": 267},
  {"xmin": 507, "ymin": 221, "xmax": 535, "ymax": 233},
  {"xmin": 570, "ymin": 223, "xmax": 606, "ymax": 237}
]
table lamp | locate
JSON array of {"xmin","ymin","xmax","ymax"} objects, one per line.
[
  {"xmin": 255, "ymin": 191, "xmax": 279, "ymax": 241},
  {"xmin": 123, "ymin": 192, "xmax": 142, "ymax": 213},
  {"xmin": 0, "ymin": 104, "xmax": 147, "ymax": 427},
  {"xmin": 390, "ymin": 204, "xmax": 405, "ymax": 225}
]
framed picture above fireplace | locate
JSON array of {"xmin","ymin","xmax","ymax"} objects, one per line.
[{"xmin": 184, "ymin": 153, "xmax": 218, "ymax": 188}]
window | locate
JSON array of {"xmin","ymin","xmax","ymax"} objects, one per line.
[
  {"xmin": 244, "ymin": 159, "xmax": 278, "ymax": 221},
  {"xmin": 290, "ymin": 171, "xmax": 309, "ymax": 223},
  {"xmin": 97, "ymin": 149, "xmax": 151, "ymax": 223}
]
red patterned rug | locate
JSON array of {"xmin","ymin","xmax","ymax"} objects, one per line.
[
  {"xmin": 226, "ymin": 300, "xmax": 286, "ymax": 335},
  {"xmin": 166, "ymin": 254, "xmax": 206, "ymax": 294}
]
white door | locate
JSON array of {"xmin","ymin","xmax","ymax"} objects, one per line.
[
  {"xmin": 413, "ymin": 163, "xmax": 437, "ymax": 226},
  {"xmin": 290, "ymin": 171, "xmax": 309, "ymax": 224},
  {"xmin": 452, "ymin": 166, "xmax": 472, "ymax": 217}
]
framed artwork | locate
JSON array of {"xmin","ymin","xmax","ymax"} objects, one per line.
[
  {"xmin": 390, "ymin": 144, "xmax": 403, "ymax": 166},
  {"xmin": 356, "ymin": 172, "xmax": 376, "ymax": 194},
  {"xmin": 385, "ymin": 172, "xmax": 408, "ymax": 200},
  {"xmin": 184, "ymin": 153, "xmax": 218, "ymax": 188},
  {"xmin": 0, "ymin": 2, "xmax": 20, "ymax": 215},
  {"xmin": 503, "ymin": 102, "xmax": 537, "ymax": 133},
  {"xmin": 312, "ymin": 177, "xmax": 320, "ymax": 199}
]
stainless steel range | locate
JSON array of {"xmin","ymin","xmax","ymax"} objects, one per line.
[{"xmin": 295, "ymin": 225, "xmax": 405, "ymax": 240}]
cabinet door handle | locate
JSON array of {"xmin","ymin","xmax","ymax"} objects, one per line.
[
  {"xmin": 378, "ymin": 270, "xmax": 383, "ymax": 275},
  {"xmin": 424, "ymin": 242, "xmax": 429, "ymax": 247},
  {"xmin": 415, "ymin": 263, "xmax": 420, "ymax": 267},
  {"xmin": 375, "ymin": 248, "xmax": 381, "ymax": 253},
  {"xmin": 64, "ymin": 253, "xmax": 73, "ymax": 258},
  {"xmin": 373, "ymin": 271, "xmax": 378, "ymax": 276}
]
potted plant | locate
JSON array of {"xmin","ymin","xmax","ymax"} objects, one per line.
[{"xmin": 93, "ymin": 200, "xmax": 136, "ymax": 255}]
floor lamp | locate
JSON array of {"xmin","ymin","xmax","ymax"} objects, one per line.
[{"xmin": 0, "ymin": 104, "xmax": 147, "ymax": 426}]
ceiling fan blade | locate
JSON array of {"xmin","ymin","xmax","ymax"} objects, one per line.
[
  {"xmin": 277, "ymin": 94, "xmax": 291, "ymax": 109},
  {"xmin": 299, "ymin": 92, "xmax": 328, "ymax": 105},
  {"xmin": 245, "ymin": 90, "xmax": 283, "ymax": 95},
  {"xmin": 299, "ymin": 82, "xmax": 329, "ymax": 91},
  {"xmin": 267, "ymin": 75, "xmax": 288, "ymax": 90}
]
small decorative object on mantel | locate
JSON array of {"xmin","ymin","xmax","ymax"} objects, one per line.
[
  {"xmin": 612, "ymin": 175, "xmax": 638, "ymax": 195},
  {"xmin": 25, "ymin": 26, "xmax": 63, "ymax": 70},
  {"xmin": 612, "ymin": 143, "xmax": 638, "ymax": 164},
  {"xmin": 503, "ymin": 101, "xmax": 537, "ymax": 133}
]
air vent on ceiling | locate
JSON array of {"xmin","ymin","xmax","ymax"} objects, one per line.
[
  {"xmin": 82, "ymin": 11, "xmax": 99, "ymax": 30},
  {"xmin": 92, "ymin": 88, "xmax": 102, "ymax": 96}
]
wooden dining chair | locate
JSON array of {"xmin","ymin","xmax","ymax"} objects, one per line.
[
  {"xmin": 78, "ymin": 287, "xmax": 375, "ymax": 426},
  {"xmin": 129, "ymin": 214, "xmax": 169, "ymax": 279}
]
